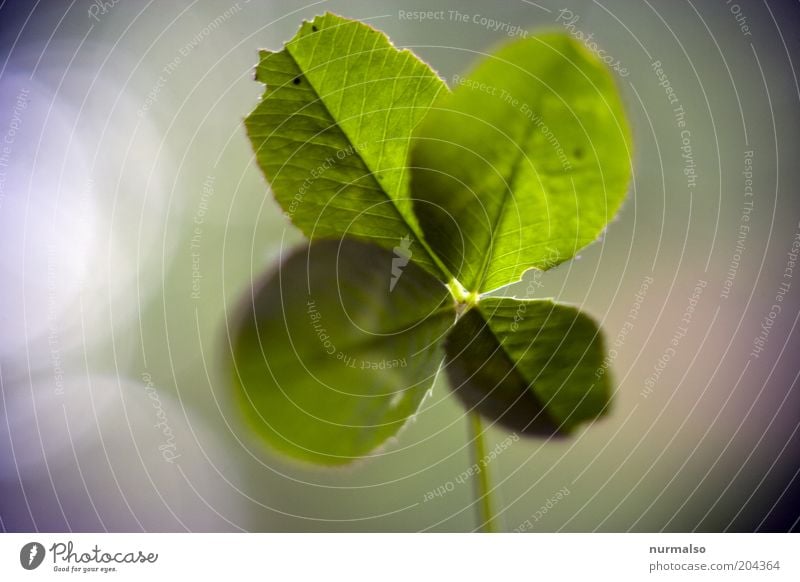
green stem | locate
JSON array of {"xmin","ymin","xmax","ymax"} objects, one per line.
[{"xmin": 469, "ymin": 412, "xmax": 497, "ymax": 532}]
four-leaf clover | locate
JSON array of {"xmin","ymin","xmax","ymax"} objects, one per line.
[{"xmin": 233, "ymin": 13, "xmax": 632, "ymax": 471}]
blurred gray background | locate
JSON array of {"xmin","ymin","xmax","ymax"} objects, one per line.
[{"xmin": 1, "ymin": 0, "xmax": 799, "ymax": 531}]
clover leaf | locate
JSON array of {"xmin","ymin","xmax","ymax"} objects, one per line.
[
  {"xmin": 410, "ymin": 32, "xmax": 631, "ymax": 293},
  {"xmin": 232, "ymin": 239, "xmax": 454, "ymax": 465},
  {"xmin": 445, "ymin": 298, "xmax": 609, "ymax": 437},
  {"xmin": 244, "ymin": 12, "xmax": 450, "ymax": 278}
]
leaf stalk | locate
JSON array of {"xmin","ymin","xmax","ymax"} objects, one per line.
[{"xmin": 469, "ymin": 412, "xmax": 497, "ymax": 532}]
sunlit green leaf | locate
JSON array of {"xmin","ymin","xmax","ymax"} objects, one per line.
[
  {"xmin": 245, "ymin": 12, "xmax": 449, "ymax": 278},
  {"xmin": 231, "ymin": 239, "xmax": 454, "ymax": 465},
  {"xmin": 410, "ymin": 33, "xmax": 632, "ymax": 293}
]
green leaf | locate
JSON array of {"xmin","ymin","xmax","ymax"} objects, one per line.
[
  {"xmin": 231, "ymin": 239, "xmax": 455, "ymax": 465},
  {"xmin": 245, "ymin": 12, "xmax": 449, "ymax": 279},
  {"xmin": 445, "ymin": 298, "xmax": 610, "ymax": 435},
  {"xmin": 410, "ymin": 33, "xmax": 632, "ymax": 293}
]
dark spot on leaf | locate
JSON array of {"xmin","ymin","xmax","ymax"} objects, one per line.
[
  {"xmin": 293, "ymin": 77, "xmax": 301, "ymax": 85},
  {"xmin": 573, "ymin": 147, "xmax": 583, "ymax": 159},
  {"xmin": 312, "ymin": 25, "xmax": 318, "ymax": 32}
]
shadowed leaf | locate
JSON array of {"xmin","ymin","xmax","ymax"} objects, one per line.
[
  {"xmin": 231, "ymin": 239, "xmax": 454, "ymax": 465},
  {"xmin": 445, "ymin": 298, "xmax": 610, "ymax": 435}
]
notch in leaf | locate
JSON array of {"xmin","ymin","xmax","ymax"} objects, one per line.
[{"xmin": 245, "ymin": 12, "xmax": 451, "ymax": 279}]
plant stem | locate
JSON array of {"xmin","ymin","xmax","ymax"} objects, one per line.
[{"xmin": 469, "ymin": 412, "xmax": 497, "ymax": 532}]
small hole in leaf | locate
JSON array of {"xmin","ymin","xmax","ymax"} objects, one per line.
[{"xmin": 293, "ymin": 77, "xmax": 301, "ymax": 85}]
